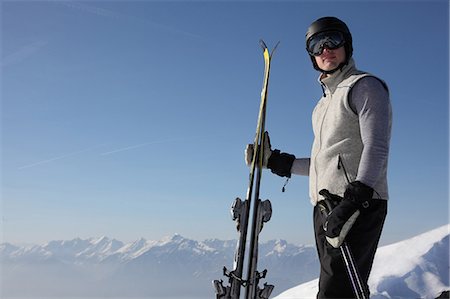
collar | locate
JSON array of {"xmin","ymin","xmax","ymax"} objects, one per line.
[{"xmin": 318, "ymin": 58, "xmax": 357, "ymax": 96}]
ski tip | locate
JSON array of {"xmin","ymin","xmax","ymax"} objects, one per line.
[
  {"xmin": 259, "ymin": 39, "xmax": 268, "ymax": 51},
  {"xmin": 270, "ymin": 41, "xmax": 281, "ymax": 57},
  {"xmin": 259, "ymin": 39, "xmax": 281, "ymax": 57},
  {"xmin": 273, "ymin": 41, "xmax": 281, "ymax": 51}
]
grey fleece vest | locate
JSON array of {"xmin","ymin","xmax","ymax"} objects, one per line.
[{"xmin": 309, "ymin": 60, "xmax": 389, "ymax": 205}]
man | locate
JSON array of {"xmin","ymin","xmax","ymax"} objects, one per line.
[{"xmin": 246, "ymin": 17, "xmax": 392, "ymax": 298}]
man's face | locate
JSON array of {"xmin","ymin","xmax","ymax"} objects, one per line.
[{"xmin": 314, "ymin": 46, "xmax": 346, "ymax": 73}]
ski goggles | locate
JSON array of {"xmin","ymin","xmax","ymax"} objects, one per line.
[{"xmin": 307, "ymin": 31, "xmax": 345, "ymax": 56}]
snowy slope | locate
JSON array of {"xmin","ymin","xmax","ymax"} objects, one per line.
[{"xmin": 275, "ymin": 224, "xmax": 449, "ymax": 299}]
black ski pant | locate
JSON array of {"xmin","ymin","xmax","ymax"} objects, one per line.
[{"xmin": 313, "ymin": 198, "xmax": 387, "ymax": 299}]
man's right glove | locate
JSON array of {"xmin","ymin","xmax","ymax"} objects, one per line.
[
  {"xmin": 245, "ymin": 131, "xmax": 272, "ymax": 169},
  {"xmin": 320, "ymin": 181, "xmax": 373, "ymax": 248},
  {"xmin": 245, "ymin": 131, "xmax": 296, "ymax": 178}
]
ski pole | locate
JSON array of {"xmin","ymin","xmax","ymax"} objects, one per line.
[
  {"xmin": 317, "ymin": 190, "xmax": 369, "ymax": 299},
  {"xmin": 340, "ymin": 242, "xmax": 369, "ymax": 299}
]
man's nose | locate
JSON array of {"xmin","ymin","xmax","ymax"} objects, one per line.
[
  {"xmin": 322, "ymin": 45, "xmax": 333, "ymax": 52},
  {"xmin": 320, "ymin": 47, "xmax": 333, "ymax": 55}
]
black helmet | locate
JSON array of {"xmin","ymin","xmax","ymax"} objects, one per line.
[{"xmin": 305, "ymin": 17, "xmax": 353, "ymax": 73}]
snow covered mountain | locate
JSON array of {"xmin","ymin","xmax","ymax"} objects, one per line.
[
  {"xmin": 275, "ymin": 224, "xmax": 449, "ymax": 299},
  {"xmin": 1, "ymin": 234, "xmax": 318, "ymax": 298},
  {"xmin": 1, "ymin": 224, "xmax": 448, "ymax": 298}
]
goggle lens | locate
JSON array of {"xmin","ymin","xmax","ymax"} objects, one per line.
[{"xmin": 307, "ymin": 31, "xmax": 345, "ymax": 56}]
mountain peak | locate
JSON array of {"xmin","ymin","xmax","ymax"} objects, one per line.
[
  {"xmin": 89, "ymin": 236, "xmax": 112, "ymax": 245},
  {"xmin": 159, "ymin": 233, "xmax": 185, "ymax": 244},
  {"xmin": 171, "ymin": 233, "xmax": 183, "ymax": 241}
]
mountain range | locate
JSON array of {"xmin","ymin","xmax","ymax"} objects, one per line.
[
  {"xmin": 1, "ymin": 234, "xmax": 318, "ymax": 298},
  {"xmin": 1, "ymin": 224, "xmax": 448, "ymax": 298}
]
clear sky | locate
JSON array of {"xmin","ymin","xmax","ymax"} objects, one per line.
[{"xmin": 1, "ymin": 0, "xmax": 448, "ymax": 246}]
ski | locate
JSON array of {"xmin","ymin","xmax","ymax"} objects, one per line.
[
  {"xmin": 244, "ymin": 39, "xmax": 277, "ymax": 299},
  {"xmin": 213, "ymin": 40, "xmax": 278, "ymax": 299}
]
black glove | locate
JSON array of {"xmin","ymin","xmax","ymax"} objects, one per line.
[
  {"xmin": 344, "ymin": 181, "xmax": 373, "ymax": 207},
  {"xmin": 267, "ymin": 150, "xmax": 296, "ymax": 178},
  {"xmin": 322, "ymin": 181, "xmax": 373, "ymax": 248},
  {"xmin": 317, "ymin": 189, "xmax": 342, "ymax": 217},
  {"xmin": 263, "ymin": 131, "xmax": 296, "ymax": 178},
  {"xmin": 245, "ymin": 131, "xmax": 295, "ymax": 178},
  {"xmin": 245, "ymin": 131, "xmax": 273, "ymax": 168}
]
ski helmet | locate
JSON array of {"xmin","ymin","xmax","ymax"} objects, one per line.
[{"xmin": 305, "ymin": 17, "xmax": 353, "ymax": 73}]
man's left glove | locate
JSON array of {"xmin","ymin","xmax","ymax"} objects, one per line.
[{"xmin": 322, "ymin": 181, "xmax": 373, "ymax": 248}]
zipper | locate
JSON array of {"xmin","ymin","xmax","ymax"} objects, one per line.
[
  {"xmin": 338, "ymin": 153, "xmax": 372, "ymax": 207},
  {"xmin": 337, "ymin": 153, "xmax": 351, "ymax": 185},
  {"xmin": 313, "ymin": 95, "xmax": 333, "ymax": 199}
]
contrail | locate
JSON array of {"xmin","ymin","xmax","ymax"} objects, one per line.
[
  {"xmin": 56, "ymin": 0, "xmax": 122, "ymax": 19},
  {"xmin": 2, "ymin": 40, "xmax": 48, "ymax": 67},
  {"xmin": 100, "ymin": 142, "xmax": 153, "ymax": 156},
  {"xmin": 18, "ymin": 146, "xmax": 99, "ymax": 170},
  {"xmin": 55, "ymin": 0, "xmax": 203, "ymax": 39},
  {"xmin": 100, "ymin": 138, "xmax": 183, "ymax": 156},
  {"xmin": 17, "ymin": 138, "xmax": 187, "ymax": 169}
]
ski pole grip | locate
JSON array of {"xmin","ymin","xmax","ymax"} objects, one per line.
[{"xmin": 319, "ymin": 189, "xmax": 333, "ymax": 200}]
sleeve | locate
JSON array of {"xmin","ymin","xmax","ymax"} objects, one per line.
[
  {"xmin": 349, "ymin": 76, "xmax": 392, "ymax": 188},
  {"xmin": 290, "ymin": 158, "xmax": 310, "ymax": 176}
]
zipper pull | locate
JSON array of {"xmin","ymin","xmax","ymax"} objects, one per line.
[{"xmin": 282, "ymin": 177, "xmax": 290, "ymax": 192}]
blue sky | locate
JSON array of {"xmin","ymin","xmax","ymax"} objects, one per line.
[{"xmin": 1, "ymin": 0, "xmax": 448, "ymax": 246}]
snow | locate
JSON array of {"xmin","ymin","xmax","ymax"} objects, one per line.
[
  {"xmin": 115, "ymin": 238, "xmax": 160, "ymax": 260},
  {"xmin": 274, "ymin": 279, "xmax": 319, "ymax": 299},
  {"xmin": 274, "ymin": 224, "xmax": 449, "ymax": 299},
  {"xmin": 1, "ymin": 226, "xmax": 448, "ymax": 298},
  {"xmin": 370, "ymin": 225, "xmax": 448, "ymax": 285}
]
